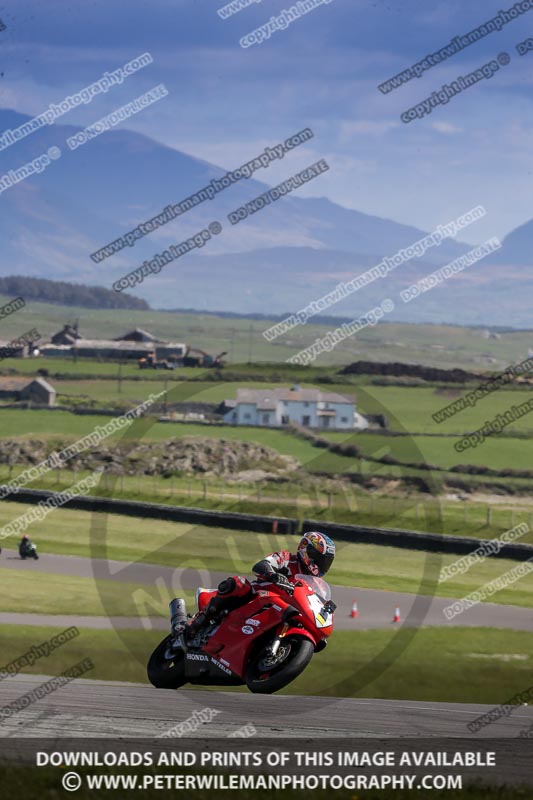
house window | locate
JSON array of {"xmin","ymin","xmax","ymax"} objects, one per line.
[
  {"xmin": 304, "ymin": 402, "xmax": 309, "ymax": 408},
  {"xmin": 281, "ymin": 414, "xmax": 289, "ymax": 425},
  {"xmin": 341, "ymin": 416, "xmax": 348, "ymax": 423},
  {"xmin": 244, "ymin": 413, "xmax": 251, "ymax": 420},
  {"xmin": 262, "ymin": 414, "xmax": 270, "ymax": 425},
  {"xmin": 302, "ymin": 415, "xmax": 310, "ymax": 426}
]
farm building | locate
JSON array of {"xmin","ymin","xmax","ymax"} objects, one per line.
[
  {"xmin": 116, "ymin": 328, "xmax": 157, "ymax": 343},
  {"xmin": 43, "ymin": 326, "xmax": 186, "ymax": 361},
  {"xmin": 51, "ymin": 324, "xmax": 82, "ymax": 345},
  {"xmin": 0, "ymin": 339, "xmax": 28, "ymax": 358},
  {"xmin": 0, "ymin": 377, "xmax": 56, "ymax": 405},
  {"xmin": 41, "ymin": 340, "xmax": 187, "ymax": 361},
  {"xmin": 115, "ymin": 330, "xmax": 186, "ymax": 358},
  {"xmin": 222, "ymin": 385, "xmax": 367, "ymax": 430},
  {"xmin": 40, "ymin": 341, "xmax": 154, "ymax": 360},
  {"xmin": 71, "ymin": 340, "xmax": 154, "ymax": 360},
  {"xmin": 155, "ymin": 342, "xmax": 187, "ymax": 359}
]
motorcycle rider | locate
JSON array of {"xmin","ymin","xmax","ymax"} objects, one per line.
[
  {"xmin": 185, "ymin": 531, "xmax": 335, "ymax": 640},
  {"xmin": 19, "ymin": 533, "xmax": 35, "ymax": 558}
]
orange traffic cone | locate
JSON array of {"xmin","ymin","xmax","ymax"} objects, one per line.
[
  {"xmin": 393, "ymin": 605, "xmax": 401, "ymax": 623},
  {"xmin": 350, "ymin": 600, "xmax": 358, "ymax": 619}
]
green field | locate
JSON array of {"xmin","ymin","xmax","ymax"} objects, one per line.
[
  {"xmin": 0, "ymin": 293, "xmax": 532, "ymax": 370},
  {"xmin": 0, "ymin": 297, "xmax": 532, "ymax": 529},
  {"xmin": 1, "ymin": 404, "xmax": 532, "ymax": 476},
  {"xmin": 0, "ymin": 410, "xmax": 351, "ymax": 471},
  {"xmin": 341, "ymin": 431, "xmax": 533, "ymax": 472},
  {"xmin": 5, "ymin": 372, "xmax": 533, "ymax": 439}
]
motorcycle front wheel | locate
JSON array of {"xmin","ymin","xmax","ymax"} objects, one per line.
[
  {"xmin": 245, "ymin": 635, "xmax": 314, "ymax": 694},
  {"xmin": 147, "ymin": 635, "xmax": 187, "ymax": 689}
]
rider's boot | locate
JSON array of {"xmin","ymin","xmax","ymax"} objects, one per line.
[
  {"xmin": 186, "ymin": 577, "xmax": 252, "ymax": 641},
  {"xmin": 186, "ymin": 595, "xmax": 227, "ymax": 639}
]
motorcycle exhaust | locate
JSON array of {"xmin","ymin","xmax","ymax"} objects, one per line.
[{"xmin": 169, "ymin": 598, "xmax": 187, "ymax": 635}]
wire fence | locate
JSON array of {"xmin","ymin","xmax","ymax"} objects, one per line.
[{"xmin": 0, "ymin": 463, "xmax": 531, "ymax": 540}]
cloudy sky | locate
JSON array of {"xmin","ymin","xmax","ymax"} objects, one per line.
[{"xmin": 1, "ymin": 0, "xmax": 531, "ymax": 243}]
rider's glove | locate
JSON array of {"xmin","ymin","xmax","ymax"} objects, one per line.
[{"xmin": 274, "ymin": 574, "xmax": 294, "ymax": 595}]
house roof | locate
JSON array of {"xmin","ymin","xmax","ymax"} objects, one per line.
[
  {"xmin": 115, "ymin": 328, "xmax": 157, "ymax": 342},
  {"xmin": 0, "ymin": 377, "xmax": 33, "ymax": 391},
  {"xmin": 256, "ymin": 398, "xmax": 277, "ymax": 411},
  {"xmin": 0, "ymin": 377, "xmax": 56, "ymax": 393},
  {"xmin": 228, "ymin": 387, "xmax": 355, "ymax": 406},
  {"xmin": 55, "ymin": 333, "xmax": 78, "ymax": 344}
]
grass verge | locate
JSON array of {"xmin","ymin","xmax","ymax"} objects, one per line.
[
  {"xmin": 0, "ymin": 567, "xmax": 194, "ymax": 617},
  {"xmin": 1, "ymin": 625, "xmax": 533, "ymax": 704}
]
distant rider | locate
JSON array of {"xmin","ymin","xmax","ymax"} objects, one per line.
[{"xmin": 19, "ymin": 533, "xmax": 34, "ymax": 558}]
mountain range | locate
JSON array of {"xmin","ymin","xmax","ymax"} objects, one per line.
[{"xmin": 0, "ymin": 109, "xmax": 530, "ymax": 327}]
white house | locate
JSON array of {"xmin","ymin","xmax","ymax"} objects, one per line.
[{"xmin": 223, "ymin": 385, "xmax": 367, "ymax": 430}]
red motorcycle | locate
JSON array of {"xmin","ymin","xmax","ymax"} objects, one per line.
[{"xmin": 147, "ymin": 574, "xmax": 336, "ymax": 694}]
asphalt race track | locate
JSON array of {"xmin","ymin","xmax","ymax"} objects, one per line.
[
  {"xmin": 2, "ymin": 549, "xmax": 533, "ymax": 757},
  {"xmin": 1, "ymin": 674, "xmax": 532, "ymax": 738},
  {"xmin": 1, "ymin": 549, "xmax": 533, "ymax": 631}
]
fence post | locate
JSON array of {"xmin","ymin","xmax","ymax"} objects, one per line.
[
  {"xmin": 486, "ymin": 506, "xmax": 492, "ymax": 526},
  {"xmin": 203, "ymin": 481, "xmax": 207, "ymax": 500}
]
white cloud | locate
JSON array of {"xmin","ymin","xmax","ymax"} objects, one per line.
[
  {"xmin": 339, "ymin": 119, "xmax": 400, "ymax": 139},
  {"xmin": 431, "ymin": 121, "xmax": 462, "ymax": 134}
]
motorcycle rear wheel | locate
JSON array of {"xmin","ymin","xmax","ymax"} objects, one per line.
[
  {"xmin": 245, "ymin": 635, "xmax": 314, "ymax": 694},
  {"xmin": 147, "ymin": 635, "xmax": 186, "ymax": 689}
]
